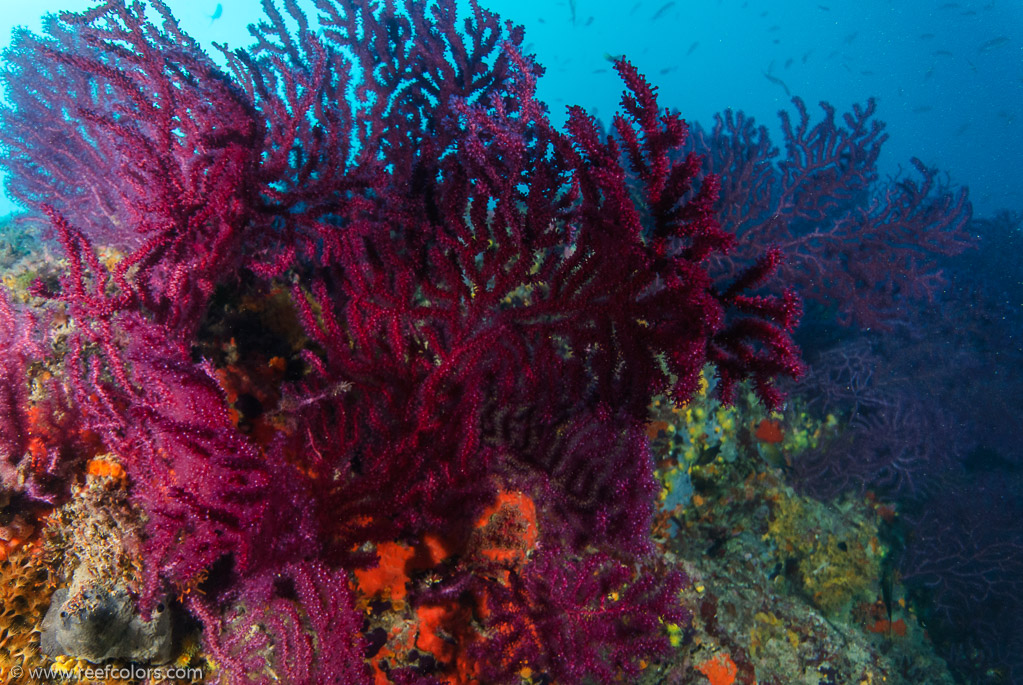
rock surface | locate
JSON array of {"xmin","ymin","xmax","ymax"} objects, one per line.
[{"xmin": 40, "ymin": 583, "xmax": 173, "ymax": 664}]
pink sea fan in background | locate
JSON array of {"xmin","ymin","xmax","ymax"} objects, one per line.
[{"xmin": 689, "ymin": 98, "xmax": 973, "ymax": 329}]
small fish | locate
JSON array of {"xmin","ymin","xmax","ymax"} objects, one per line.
[
  {"xmin": 979, "ymin": 36, "xmax": 1010, "ymax": 52},
  {"xmin": 630, "ymin": 2, "xmax": 643, "ymax": 15},
  {"xmin": 686, "ymin": 41, "xmax": 699, "ymax": 56},
  {"xmin": 584, "ymin": 16, "xmax": 594, "ymax": 26},
  {"xmin": 801, "ymin": 50, "xmax": 813, "ymax": 64},
  {"xmin": 818, "ymin": 4, "xmax": 830, "ymax": 10},
  {"xmin": 924, "ymin": 66, "xmax": 935, "ymax": 79},
  {"xmin": 651, "ymin": 2, "xmax": 675, "ymax": 20},
  {"xmin": 844, "ymin": 32, "xmax": 858, "ymax": 45},
  {"xmin": 912, "ymin": 105, "xmax": 933, "ymax": 113},
  {"xmin": 939, "ymin": 2, "xmax": 959, "ymax": 8},
  {"xmin": 784, "ymin": 58, "xmax": 794, "ymax": 69},
  {"xmin": 934, "ymin": 50, "xmax": 953, "ymax": 57},
  {"xmin": 569, "ymin": 0, "xmax": 577, "ymax": 25},
  {"xmin": 961, "ymin": 9, "xmax": 977, "ymax": 15},
  {"xmin": 603, "ymin": 53, "xmax": 625, "ymax": 64},
  {"xmin": 954, "ymin": 122, "xmax": 970, "ymax": 135},
  {"xmin": 920, "ymin": 33, "xmax": 935, "ymax": 40},
  {"xmin": 209, "ymin": 2, "xmax": 223, "ymax": 24},
  {"xmin": 860, "ymin": 69, "xmax": 875, "ymax": 76},
  {"xmin": 592, "ymin": 68, "xmax": 609, "ymax": 73},
  {"xmin": 768, "ymin": 25, "xmax": 781, "ymax": 32},
  {"xmin": 763, "ymin": 70, "xmax": 791, "ymax": 96}
]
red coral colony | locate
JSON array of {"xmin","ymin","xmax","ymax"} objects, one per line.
[{"xmin": 0, "ymin": 0, "xmax": 801, "ymax": 682}]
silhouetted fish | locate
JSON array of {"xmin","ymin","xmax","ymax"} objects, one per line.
[
  {"xmin": 920, "ymin": 33, "xmax": 935, "ymax": 40},
  {"xmin": 763, "ymin": 70, "xmax": 791, "ymax": 96},
  {"xmin": 209, "ymin": 3, "xmax": 222, "ymax": 24},
  {"xmin": 686, "ymin": 41, "xmax": 699, "ymax": 56},
  {"xmin": 912, "ymin": 105, "xmax": 933, "ymax": 113},
  {"xmin": 651, "ymin": 2, "xmax": 676, "ymax": 20},
  {"xmin": 979, "ymin": 36, "xmax": 1010, "ymax": 52},
  {"xmin": 818, "ymin": 5, "xmax": 830, "ymax": 10}
]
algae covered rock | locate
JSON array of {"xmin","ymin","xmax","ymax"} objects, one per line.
[
  {"xmin": 40, "ymin": 583, "xmax": 173, "ymax": 663},
  {"xmin": 39, "ymin": 455, "xmax": 176, "ymax": 664}
]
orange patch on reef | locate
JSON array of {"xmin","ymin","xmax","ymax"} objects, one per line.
[
  {"xmin": 354, "ymin": 541, "xmax": 416, "ymax": 606},
  {"xmin": 754, "ymin": 419, "xmax": 784, "ymax": 444},
  {"xmin": 26, "ymin": 436, "xmax": 47, "ymax": 463},
  {"xmin": 410, "ymin": 531, "xmax": 459, "ymax": 570},
  {"xmin": 866, "ymin": 618, "xmax": 907, "ymax": 637},
  {"xmin": 86, "ymin": 458, "xmax": 126, "ymax": 481},
  {"xmin": 697, "ymin": 653, "xmax": 738, "ymax": 685},
  {"xmin": 415, "ymin": 601, "xmax": 480, "ymax": 683},
  {"xmin": 646, "ymin": 420, "xmax": 671, "ymax": 439},
  {"xmin": 472, "ymin": 490, "xmax": 538, "ymax": 570}
]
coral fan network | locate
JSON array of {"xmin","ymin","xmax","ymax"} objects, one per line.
[{"xmin": 0, "ymin": 0, "xmax": 802, "ymax": 681}]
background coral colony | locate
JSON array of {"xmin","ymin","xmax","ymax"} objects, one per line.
[{"xmin": 0, "ymin": 0, "xmax": 1021, "ymax": 685}]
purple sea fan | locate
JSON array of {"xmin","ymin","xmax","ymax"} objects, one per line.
[
  {"xmin": 191, "ymin": 560, "xmax": 371, "ymax": 684},
  {"xmin": 0, "ymin": 288, "xmax": 41, "ymax": 490},
  {"xmin": 790, "ymin": 392, "xmax": 954, "ymax": 502},
  {"xmin": 0, "ymin": 0, "xmax": 806, "ymax": 680},
  {"xmin": 280, "ymin": 51, "xmax": 802, "ymax": 558},
  {"xmin": 0, "ymin": 3, "xmax": 262, "ymax": 334},
  {"xmin": 899, "ymin": 475, "xmax": 1023, "ymax": 683},
  {"xmin": 468, "ymin": 546, "xmax": 688, "ymax": 685},
  {"xmin": 689, "ymin": 98, "xmax": 973, "ymax": 329}
]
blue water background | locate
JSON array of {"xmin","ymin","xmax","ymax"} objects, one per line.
[{"xmin": 0, "ymin": 0, "xmax": 1020, "ymax": 220}]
